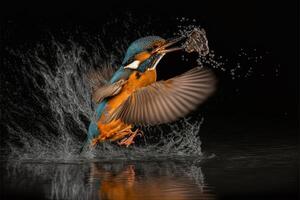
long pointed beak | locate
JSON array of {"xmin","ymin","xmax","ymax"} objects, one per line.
[
  {"xmin": 154, "ymin": 36, "xmax": 186, "ymax": 54},
  {"xmin": 148, "ymin": 36, "xmax": 186, "ymax": 70},
  {"xmin": 159, "ymin": 47, "xmax": 183, "ymax": 54}
]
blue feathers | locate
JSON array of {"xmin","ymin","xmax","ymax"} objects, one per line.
[
  {"xmin": 83, "ymin": 36, "xmax": 165, "ymax": 150},
  {"xmin": 80, "ymin": 122, "xmax": 100, "ymax": 152},
  {"xmin": 95, "ymin": 99, "xmax": 108, "ymax": 120},
  {"xmin": 109, "ymin": 67, "xmax": 131, "ymax": 83},
  {"xmin": 87, "ymin": 122, "xmax": 100, "ymax": 141},
  {"xmin": 122, "ymin": 36, "xmax": 163, "ymax": 65}
]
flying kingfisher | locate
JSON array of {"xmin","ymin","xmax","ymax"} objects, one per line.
[{"xmin": 84, "ymin": 33, "xmax": 216, "ymax": 149}]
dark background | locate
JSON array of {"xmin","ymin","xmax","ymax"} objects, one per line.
[
  {"xmin": 1, "ymin": 0, "xmax": 298, "ymax": 137},
  {"xmin": 0, "ymin": 0, "xmax": 299, "ymax": 199}
]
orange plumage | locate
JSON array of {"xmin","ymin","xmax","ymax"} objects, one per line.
[
  {"xmin": 92, "ymin": 69, "xmax": 157, "ymax": 146},
  {"xmin": 85, "ymin": 33, "xmax": 215, "ymax": 149}
]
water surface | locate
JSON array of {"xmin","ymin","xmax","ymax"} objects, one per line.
[{"xmin": 1, "ymin": 133, "xmax": 297, "ymax": 200}]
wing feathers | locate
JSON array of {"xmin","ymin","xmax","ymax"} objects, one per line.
[
  {"xmin": 86, "ymin": 65, "xmax": 116, "ymax": 91},
  {"xmin": 106, "ymin": 67, "xmax": 216, "ymax": 125},
  {"xmin": 91, "ymin": 79, "xmax": 126, "ymax": 103}
]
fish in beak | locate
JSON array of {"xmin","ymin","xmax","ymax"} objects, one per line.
[
  {"xmin": 125, "ymin": 28, "xmax": 209, "ymax": 70},
  {"xmin": 156, "ymin": 28, "xmax": 209, "ymax": 56}
]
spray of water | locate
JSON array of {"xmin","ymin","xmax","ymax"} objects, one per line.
[
  {"xmin": 3, "ymin": 34, "xmax": 205, "ymax": 162},
  {"xmin": 2, "ymin": 19, "xmax": 273, "ymax": 162},
  {"xmin": 2, "ymin": 17, "xmax": 276, "ymax": 200}
]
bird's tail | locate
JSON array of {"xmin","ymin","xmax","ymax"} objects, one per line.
[
  {"xmin": 79, "ymin": 122, "xmax": 100, "ymax": 154},
  {"xmin": 79, "ymin": 138, "xmax": 90, "ymax": 154}
]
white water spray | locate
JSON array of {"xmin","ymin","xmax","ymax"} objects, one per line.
[{"xmin": 4, "ymin": 36, "xmax": 205, "ymax": 162}]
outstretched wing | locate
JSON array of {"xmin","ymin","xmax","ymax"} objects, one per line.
[{"xmin": 106, "ymin": 67, "xmax": 216, "ymax": 125}]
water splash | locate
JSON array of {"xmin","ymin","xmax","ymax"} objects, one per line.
[
  {"xmin": 3, "ymin": 35, "xmax": 205, "ymax": 162},
  {"xmin": 175, "ymin": 19, "xmax": 278, "ymax": 82},
  {"xmin": 182, "ymin": 28, "xmax": 209, "ymax": 56},
  {"xmin": 2, "ymin": 20, "xmax": 275, "ymax": 162}
]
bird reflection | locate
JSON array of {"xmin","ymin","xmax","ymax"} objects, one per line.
[{"xmin": 89, "ymin": 162, "xmax": 215, "ymax": 200}]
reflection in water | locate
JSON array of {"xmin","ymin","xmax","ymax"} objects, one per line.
[
  {"xmin": 89, "ymin": 162, "xmax": 215, "ymax": 200},
  {"xmin": 4, "ymin": 161, "xmax": 215, "ymax": 200}
]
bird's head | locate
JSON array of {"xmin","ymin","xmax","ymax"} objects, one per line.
[{"xmin": 122, "ymin": 36, "xmax": 183, "ymax": 72}]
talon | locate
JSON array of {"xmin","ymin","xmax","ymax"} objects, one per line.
[
  {"xmin": 116, "ymin": 128, "xmax": 142, "ymax": 147},
  {"xmin": 117, "ymin": 137, "xmax": 127, "ymax": 145},
  {"xmin": 90, "ymin": 136, "xmax": 106, "ymax": 148}
]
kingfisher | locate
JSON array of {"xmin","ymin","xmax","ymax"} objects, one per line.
[{"xmin": 83, "ymin": 34, "xmax": 216, "ymax": 149}]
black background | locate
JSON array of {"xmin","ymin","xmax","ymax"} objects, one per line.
[
  {"xmin": 0, "ymin": 0, "xmax": 299, "ymax": 200},
  {"xmin": 1, "ymin": 0, "xmax": 298, "ymax": 136}
]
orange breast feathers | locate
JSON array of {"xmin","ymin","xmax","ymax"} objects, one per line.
[
  {"xmin": 106, "ymin": 69, "xmax": 157, "ymax": 115},
  {"xmin": 97, "ymin": 69, "xmax": 157, "ymax": 140}
]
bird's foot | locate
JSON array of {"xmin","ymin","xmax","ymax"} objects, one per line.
[
  {"xmin": 90, "ymin": 136, "xmax": 106, "ymax": 148},
  {"xmin": 117, "ymin": 129, "xmax": 143, "ymax": 147}
]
